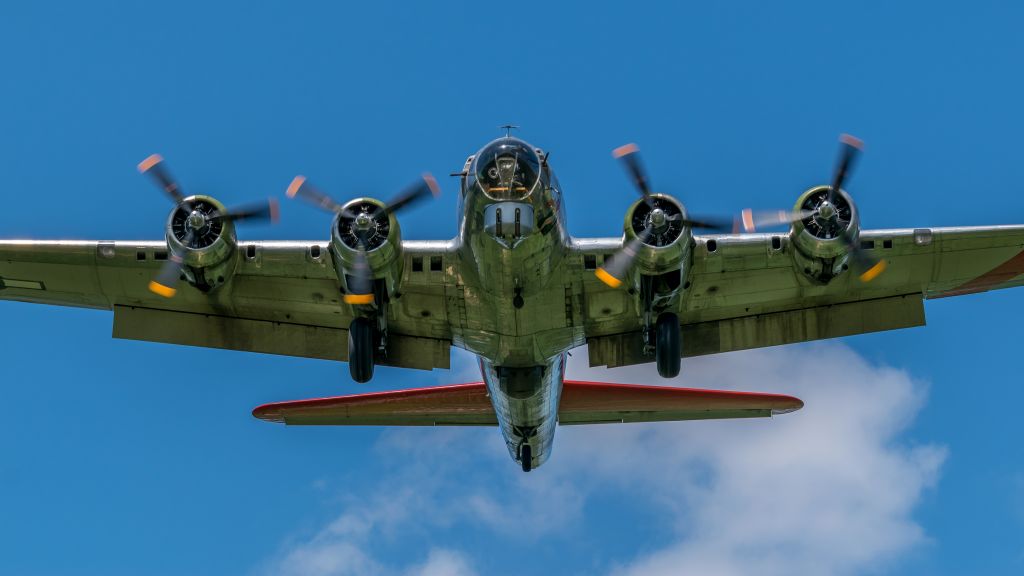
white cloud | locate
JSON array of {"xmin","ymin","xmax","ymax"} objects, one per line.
[
  {"xmin": 554, "ymin": 344, "xmax": 946, "ymax": 576},
  {"xmin": 261, "ymin": 343, "xmax": 945, "ymax": 576},
  {"xmin": 259, "ymin": 482, "xmax": 479, "ymax": 576},
  {"xmin": 405, "ymin": 549, "xmax": 477, "ymax": 576}
]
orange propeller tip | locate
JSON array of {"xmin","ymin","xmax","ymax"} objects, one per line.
[
  {"xmin": 612, "ymin": 143, "xmax": 639, "ymax": 159},
  {"xmin": 741, "ymin": 208, "xmax": 756, "ymax": 232},
  {"xmin": 148, "ymin": 280, "xmax": 177, "ymax": 298},
  {"xmin": 595, "ymin": 268, "xmax": 623, "ymax": 288},
  {"xmin": 840, "ymin": 134, "xmax": 865, "ymax": 150},
  {"xmin": 422, "ymin": 172, "xmax": 441, "ymax": 197},
  {"xmin": 269, "ymin": 198, "xmax": 281, "ymax": 222},
  {"xmin": 343, "ymin": 293, "xmax": 375, "ymax": 305},
  {"xmin": 859, "ymin": 259, "xmax": 887, "ymax": 283},
  {"xmin": 286, "ymin": 176, "xmax": 306, "ymax": 198},
  {"xmin": 138, "ymin": 154, "xmax": 163, "ymax": 173}
]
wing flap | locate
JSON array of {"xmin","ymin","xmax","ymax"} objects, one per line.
[
  {"xmin": 113, "ymin": 305, "xmax": 450, "ymax": 370},
  {"xmin": 558, "ymin": 380, "xmax": 803, "ymax": 425}
]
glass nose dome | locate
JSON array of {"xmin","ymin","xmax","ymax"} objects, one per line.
[{"xmin": 471, "ymin": 137, "xmax": 541, "ymax": 200}]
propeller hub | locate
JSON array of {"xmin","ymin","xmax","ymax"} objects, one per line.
[
  {"xmin": 817, "ymin": 201, "xmax": 836, "ymax": 221},
  {"xmin": 186, "ymin": 211, "xmax": 207, "ymax": 231},
  {"xmin": 649, "ymin": 208, "xmax": 668, "ymax": 230},
  {"xmin": 353, "ymin": 213, "xmax": 375, "ymax": 231},
  {"xmin": 651, "ymin": 208, "xmax": 667, "ymax": 226}
]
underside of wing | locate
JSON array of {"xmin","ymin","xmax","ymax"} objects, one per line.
[
  {"xmin": 559, "ymin": 380, "xmax": 803, "ymax": 424},
  {"xmin": 252, "ymin": 381, "xmax": 803, "ymax": 427}
]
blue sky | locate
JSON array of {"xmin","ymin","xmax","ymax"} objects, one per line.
[{"xmin": 2, "ymin": 1, "xmax": 1023, "ymax": 574}]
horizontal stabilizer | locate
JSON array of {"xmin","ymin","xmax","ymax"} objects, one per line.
[
  {"xmin": 253, "ymin": 383, "xmax": 496, "ymax": 426},
  {"xmin": 558, "ymin": 380, "xmax": 802, "ymax": 424},
  {"xmin": 253, "ymin": 381, "xmax": 802, "ymax": 426}
]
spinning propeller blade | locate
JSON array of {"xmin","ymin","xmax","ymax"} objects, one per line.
[
  {"xmin": 148, "ymin": 230, "xmax": 194, "ymax": 298},
  {"xmin": 286, "ymin": 176, "xmax": 348, "ymax": 213},
  {"xmin": 739, "ymin": 208, "xmax": 816, "ymax": 232},
  {"xmin": 343, "ymin": 241, "xmax": 375, "ymax": 305},
  {"xmin": 595, "ymin": 228, "xmax": 653, "ymax": 288},
  {"xmin": 138, "ymin": 154, "xmax": 184, "ymax": 203},
  {"xmin": 383, "ymin": 174, "xmax": 441, "ymax": 216},
  {"xmin": 829, "ymin": 134, "xmax": 863, "ymax": 206},
  {"xmin": 210, "ymin": 199, "xmax": 280, "ymax": 224}
]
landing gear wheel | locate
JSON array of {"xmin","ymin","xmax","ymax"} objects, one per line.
[
  {"xmin": 655, "ymin": 312, "xmax": 681, "ymax": 378},
  {"xmin": 520, "ymin": 444, "xmax": 533, "ymax": 473},
  {"xmin": 348, "ymin": 317, "xmax": 375, "ymax": 383}
]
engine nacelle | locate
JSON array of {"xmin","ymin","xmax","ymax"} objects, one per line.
[
  {"xmin": 789, "ymin": 185, "xmax": 861, "ymax": 283},
  {"xmin": 621, "ymin": 194, "xmax": 691, "ymax": 290},
  {"xmin": 329, "ymin": 198, "xmax": 404, "ymax": 299},
  {"xmin": 165, "ymin": 195, "xmax": 238, "ymax": 292}
]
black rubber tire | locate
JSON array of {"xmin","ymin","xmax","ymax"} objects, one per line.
[
  {"xmin": 655, "ymin": 312, "xmax": 681, "ymax": 378},
  {"xmin": 520, "ymin": 444, "xmax": 533, "ymax": 473},
  {"xmin": 348, "ymin": 317, "xmax": 375, "ymax": 383}
]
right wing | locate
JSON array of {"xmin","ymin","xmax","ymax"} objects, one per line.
[
  {"xmin": 0, "ymin": 239, "xmax": 455, "ymax": 370},
  {"xmin": 251, "ymin": 380, "xmax": 803, "ymax": 426}
]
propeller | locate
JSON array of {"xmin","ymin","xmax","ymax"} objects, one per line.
[
  {"xmin": 737, "ymin": 134, "xmax": 885, "ymax": 282},
  {"xmin": 286, "ymin": 173, "xmax": 440, "ymax": 305},
  {"xmin": 596, "ymin": 144, "xmax": 733, "ymax": 288},
  {"xmin": 138, "ymin": 154, "xmax": 279, "ymax": 298}
]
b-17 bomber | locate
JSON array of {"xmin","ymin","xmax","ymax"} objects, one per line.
[{"xmin": 2, "ymin": 133, "xmax": 1022, "ymax": 471}]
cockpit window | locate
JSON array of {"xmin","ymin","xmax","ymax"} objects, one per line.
[{"xmin": 471, "ymin": 137, "xmax": 541, "ymax": 200}]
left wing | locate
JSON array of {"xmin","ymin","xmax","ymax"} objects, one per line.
[
  {"xmin": 251, "ymin": 380, "xmax": 803, "ymax": 426},
  {"xmin": 0, "ymin": 239, "xmax": 453, "ymax": 370},
  {"xmin": 582, "ymin": 224, "xmax": 1024, "ymax": 368}
]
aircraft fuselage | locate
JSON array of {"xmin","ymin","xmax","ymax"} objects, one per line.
[{"xmin": 453, "ymin": 136, "xmax": 582, "ymax": 470}]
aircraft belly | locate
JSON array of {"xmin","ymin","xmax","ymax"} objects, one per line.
[
  {"xmin": 479, "ymin": 354, "xmax": 565, "ymax": 471},
  {"xmin": 453, "ymin": 238, "xmax": 584, "ymax": 364}
]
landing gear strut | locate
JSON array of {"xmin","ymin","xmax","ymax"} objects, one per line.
[{"xmin": 348, "ymin": 317, "xmax": 375, "ymax": 383}]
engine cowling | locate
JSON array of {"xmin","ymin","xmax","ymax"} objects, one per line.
[
  {"xmin": 329, "ymin": 198, "xmax": 404, "ymax": 298},
  {"xmin": 789, "ymin": 185, "xmax": 861, "ymax": 282},
  {"xmin": 164, "ymin": 195, "xmax": 238, "ymax": 292},
  {"xmin": 620, "ymin": 194, "xmax": 692, "ymax": 290}
]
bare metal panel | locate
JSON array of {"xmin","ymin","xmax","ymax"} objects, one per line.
[
  {"xmin": 587, "ymin": 293, "xmax": 925, "ymax": 368},
  {"xmin": 559, "ymin": 409, "xmax": 771, "ymax": 425},
  {"xmin": 112, "ymin": 305, "xmax": 450, "ymax": 370}
]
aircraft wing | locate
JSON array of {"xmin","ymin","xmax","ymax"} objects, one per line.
[
  {"xmin": 582, "ymin": 225, "xmax": 1024, "ymax": 368},
  {"xmin": 251, "ymin": 380, "xmax": 803, "ymax": 425},
  {"xmin": 0, "ymin": 239, "xmax": 454, "ymax": 371}
]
